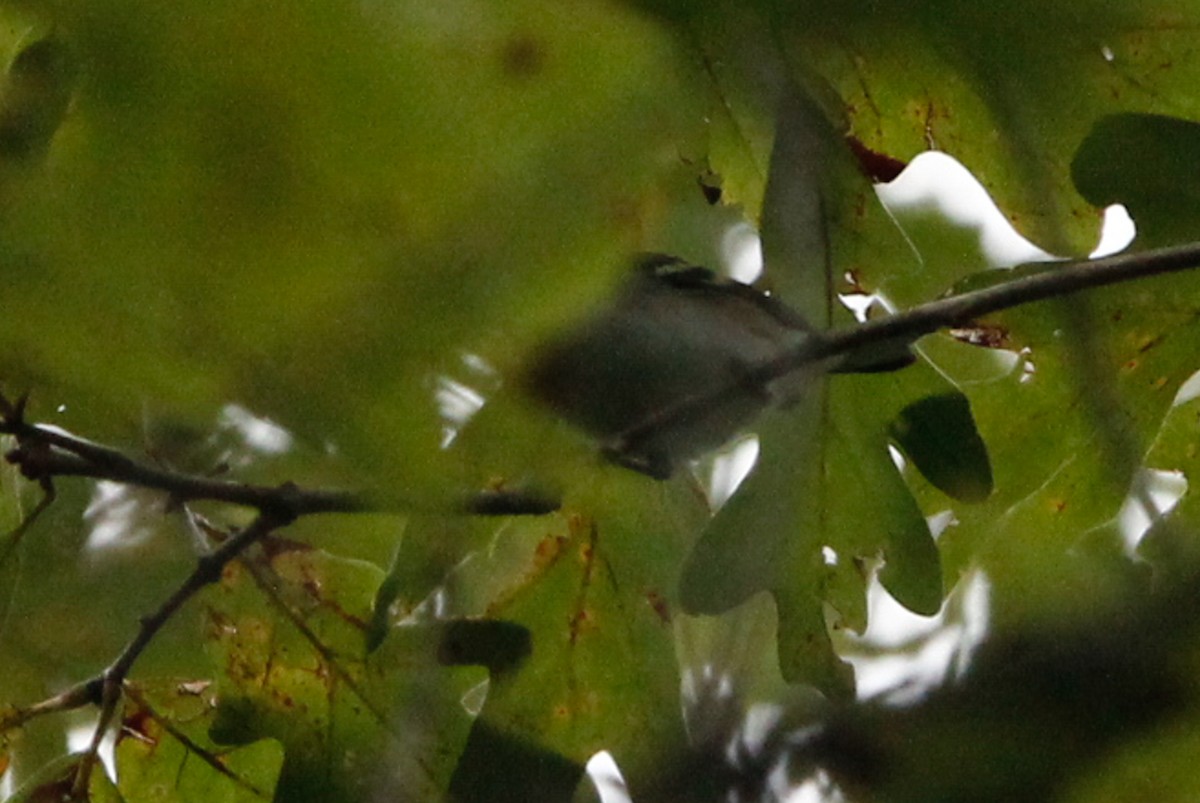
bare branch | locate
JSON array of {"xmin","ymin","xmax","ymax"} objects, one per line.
[
  {"xmin": 617, "ymin": 240, "xmax": 1200, "ymax": 456},
  {"xmin": 796, "ymin": 239, "xmax": 1200, "ymax": 372},
  {"xmin": 0, "ymin": 679, "xmax": 99, "ymax": 732},
  {"xmin": 0, "ymin": 412, "xmax": 559, "ymax": 518}
]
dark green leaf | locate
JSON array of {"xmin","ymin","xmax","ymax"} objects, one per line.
[
  {"xmin": 890, "ymin": 392, "xmax": 993, "ymax": 503},
  {"xmin": 1073, "ymin": 113, "xmax": 1200, "ymax": 248}
]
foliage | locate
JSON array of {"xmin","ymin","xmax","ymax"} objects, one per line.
[{"xmin": 1, "ymin": 0, "xmax": 1200, "ymax": 801}]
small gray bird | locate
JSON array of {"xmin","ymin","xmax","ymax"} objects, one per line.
[{"xmin": 523, "ymin": 254, "xmax": 912, "ymax": 479}]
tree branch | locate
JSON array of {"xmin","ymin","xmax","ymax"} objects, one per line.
[
  {"xmin": 72, "ymin": 511, "xmax": 287, "ymax": 795},
  {"xmin": 0, "ymin": 407, "xmax": 559, "ymax": 518},
  {"xmin": 617, "ymin": 240, "xmax": 1200, "ymax": 455},
  {"xmin": 0, "ymin": 680, "xmax": 98, "ymax": 733},
  {"xmin": 0, "ymin": 393, "xmax": 559, "ymax": 790},
  {"xmin": 121, "ymin": 684, "xmax": 271, "ymax": 798},
  {"xmin": 794, "ymin": 239, "xmax": 1200, "ymax": 373}
]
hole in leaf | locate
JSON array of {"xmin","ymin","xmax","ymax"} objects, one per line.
[{"xmin": 876, "ymin": 151, "xmax": 1053, "ymax": 266}]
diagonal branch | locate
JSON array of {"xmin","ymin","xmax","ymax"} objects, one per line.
[
  {"xmin": 616, "ymin": 240, "xmax": 1200, "ymax": 456},
  {"xmin": 789, "ymin": 239, "xmax": 1200, "ymax": 375},
  {"xmin": 71, "ymin": 511, "xmax": 288, "ymax": 795},
  {"xmin": 121, "ymin": 683, "xmax": 272, "ymax": 798}
]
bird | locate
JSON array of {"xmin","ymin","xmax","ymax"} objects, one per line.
[{"xmin": 522, "ymin": 254, "xmax": 913, "ymax": 479}]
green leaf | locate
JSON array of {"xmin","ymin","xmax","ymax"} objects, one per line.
[
  {"xmin": 890, "ymin": 392, "xmax": 993, "ymax": 503},
  {"xmin": 678, "ymin": 81, "xmax": 955, "ymax": 697},
  {"xmin": 785, "ymin": 0, "xmax": 1200, "ymax": 255},
  {"xmin": 681, "ymin": 366, "xmax": 954, "ymax": 697},
  {"xmin": 115, "ymin": 682, "xmax": 282, "ymax": 802},
  {"xmin": 913, "ymin": 249, "xmax": 1200, "ymax": 624},
  {"xmin": 0, "ymin": 0, "xmax": 699, "ymax": 504},
  {"xmin": 204, "ymin": 539, "xmax": 481, "ymax": 803},
  {"xmin": 443, "ymin": 468, "xmax": 709, "ymax": 800}
]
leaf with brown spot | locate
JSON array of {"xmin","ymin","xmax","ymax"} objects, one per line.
[
  {"xmin": 443, "ymin": 468, "xmax": 708, "ymax": 802},
  {"xmin": 205, "ymin": 545, "xmax": 481, "ymax": 802}
]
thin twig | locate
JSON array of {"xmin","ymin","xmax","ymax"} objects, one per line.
[
  {"xmin": 0, "ymin": 411, "xmax": 559, "ymax": 517},
  {"xmin": 121, "ymin": 683, "xmax": 271, "ymax": 798},
  {"xmin": 71, "ymin": 512, "xmax": 287, "ymax": 795},
  {"xmin": 799, "ymin": 240, "xmax": 1200, "ymax": 372},
  {"xmin": 617, "ymin": 240, "xmax": 1200, "ymax": 454},
  {"xmin": 0, "ymin": 680, "xmax": 99, "ymax": 732}
]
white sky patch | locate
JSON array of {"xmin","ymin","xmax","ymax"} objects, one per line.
[
  {"xmin": 927, "ymin": 509, "xmax": 958, "ymax": 541},
  {"xmin": 1091, "ymin": 204, "xmax": 1136, "ymax": 257},
  {"xmin": 1173, "ymin": 369, "xmax": 1200, "ymax": 407},
  {"xmin": 737, "ymin": 703, "xmax": 785, "ymax": 759},
  {"xmin": 680, "ymin": 663, "xmax": 737, "ymax": 715},
  {"xmin": 586, "ymin": 751, "xmax": 632, "ymax": 803},
  {"xmin": 784, "ymin": 770, "xmax": 846, "ymax": 803},
  {"xmin": 847, "ymin": 571, "xmax": 991, "ymax": 703},
  {"xmin": 83, "ymin": 481, "xmax": 164, "ymax": 552},
  {"xmin": 435, "ymin": 376, "xmax": 486, "ymax": 448},
  {"xmin": 838, "ymin": 290, "xmax": 875, "ymax": 323},
  {"xmin": 878, "ymin": 151, "xmax": 1052, "ymax": 265},
  {"xmin": 218, "ymin": 403, "xmax": 293, "ymax": 455},
  {"xmin": 460, "ymin": 351, "xmax": 497, "ymax": 377},
  {"xmin": 877, "ymin": 150, "xmax": 1135, "ymax": 266},
  {"xmin": 67, "ymin": 719, "xmax": 116, "ymax": 781},
  {"xmin": 707, "ymin": 434, "xmax": 759, "ymax": 511},
  {"xmin": 434, "ymin": 352, "xmax": 498, "ymax": 448},
  {"xmin": 1116, "ymin": 468, "xmax": 1187, "ymax": 555},
  {"xmin": 722, "ymin": 221, "xmax": 764, "ymax": 283}
]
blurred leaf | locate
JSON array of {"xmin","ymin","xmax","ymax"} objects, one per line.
[
  {"xmin": 1073, "ymin": 113, "xmax": 1200, "ymax": 249},
  {"xmin": 7, "ymin": 753, "xmax": 87, "ymax": 803},
  {"xmin": 890, "ymin": 392, "xmax": 993, "ymax": 503},
  {"xmin": 1060, "ymin": 719, "xmax": 1200, "ymax": 803},
  {"xmin": 0, "ymin": 0, "xmax": 699, "ymax": 504},
  {"xmin": 0, "ymin": 34, "xmax": 75, "ymax": 160},
  {"xmin": 811, "ymin": 588, "xmax": 1191, "ymax": 803}
]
